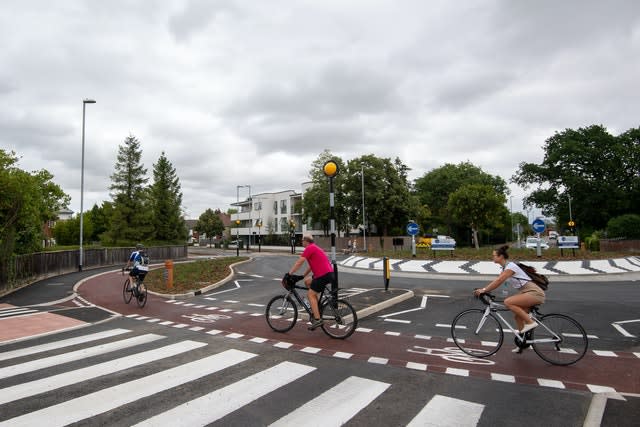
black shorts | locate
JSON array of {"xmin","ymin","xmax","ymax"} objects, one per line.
[{"xmin": 310, "ymin": 272, "xmax": 333, "ymax": 293}]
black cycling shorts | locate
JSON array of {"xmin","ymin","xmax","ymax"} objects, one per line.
[{"xmin": 310, "ymin": 272, "xmax": 334, "ymax": 293}]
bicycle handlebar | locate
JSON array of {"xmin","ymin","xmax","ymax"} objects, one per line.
[{"xmin": 474, "ymin": 289, "xmax": 495, "ymax": 305}]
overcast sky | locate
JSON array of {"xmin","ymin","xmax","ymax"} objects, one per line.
[{"xmin": 2, "ymin": 1, "xmax": 639, "ymax": 220}]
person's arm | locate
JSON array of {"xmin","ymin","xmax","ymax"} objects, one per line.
[
  {"xmin": 289, "ymin": 256, "xmax": 306, "ymax": 275},
  {"xmin": 475, "ymin": 269, "xmax": 514, "ymax": 295}
]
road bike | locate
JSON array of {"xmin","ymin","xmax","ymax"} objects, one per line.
[
  {"xmin": 265, "ymin": 274, "xmax": 358, "ymax": 339},
  {"xmin": 122, "ymin": 268, "xmax": 148, "ymax": 308},
  {"xmin": 450, "ymin": 291, "xmax": 588, "ymax": 365}
]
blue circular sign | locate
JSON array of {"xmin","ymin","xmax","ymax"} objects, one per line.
[
  {"xmin": 406, "ymin": 222, "xmax": 419, "ymax": 236},
  {"xmin": 531, "ymin": 218, "xmax": 546, "ymax": 233}
]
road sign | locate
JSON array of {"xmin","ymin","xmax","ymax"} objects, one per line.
[
  {"xmin": 531, "ymin": 218, "xmax": 546, "ymax": 234},
  {"xmin": 568, "ymin": 220, "xmax": 575, "ymax": 227},
  {"xmin": 406, "ymin": 222, "xmax": 419, "ymax": 236}
]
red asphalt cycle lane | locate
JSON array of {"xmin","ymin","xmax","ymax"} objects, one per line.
[{"xmin": 77, "ymin": 271, "xmax": 639, "ymax": 395}]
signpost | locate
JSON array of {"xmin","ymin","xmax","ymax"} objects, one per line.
[
  {"xmin": 531, "ymin": 218, "xmax": 546, "ymax": 258},
  {"xmin": 407, "ymin": 221, "xmax": 419, "ymax": 258}
]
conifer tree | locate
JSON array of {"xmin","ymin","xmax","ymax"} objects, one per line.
[
  {"xmin": 149, "ymin": 152, "xmax": 186, "ymax": 242},
  {"xmin": 106, "ymin": 134, "xmax": 150, "ymax": 244}
]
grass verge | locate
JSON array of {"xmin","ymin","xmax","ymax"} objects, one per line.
[{"xmin": 144, "ymin": 257, "xmax": 249, "ymax": 294}]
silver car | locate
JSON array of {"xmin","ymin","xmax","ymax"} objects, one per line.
[{"xmin": 525, "ymin": 237, "xmax": 549, "ymax": 250}]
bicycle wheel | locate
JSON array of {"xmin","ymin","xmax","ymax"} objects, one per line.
[
  {"xmin": 451, "ymin": 309, "xmax": 503, "ymax": 357},
  {"xmin": 320, "ymin": 298, "xmax": 358, "ymax": 339},
  {"xmin": 266, "ymin": 295, "xmax": 298, "ymax": 332},
  {"xmin": 136, "ymin": 282, "xmax": 148, "ymax": 308},
  {"xmin": 532, "ymin": 314, "xmax": 588, "ymax": 365},
  {"xmin": 122, "ymin": 279, "xmax": 132, "ymax": 304}
]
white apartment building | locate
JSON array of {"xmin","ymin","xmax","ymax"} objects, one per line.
[{"xmin": 231, "ymin": 182, "xmax": 322, "ymax": 245}]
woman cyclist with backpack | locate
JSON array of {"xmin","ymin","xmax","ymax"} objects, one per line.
[{"xmin": 473, "ymin": 245, "xmax": 546, "ymax": 350}]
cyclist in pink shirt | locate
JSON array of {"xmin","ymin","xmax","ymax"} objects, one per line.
[{"xmin": 289, "ymin": 234, "xmax": 334, "ymax": 330}]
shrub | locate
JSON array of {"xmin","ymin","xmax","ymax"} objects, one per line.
[{"xmin": 607, "ymin": 214, "xmax": 640, "ymax": 239}]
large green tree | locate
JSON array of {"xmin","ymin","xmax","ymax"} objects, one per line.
[
  {"xmin": 149, "ymin": 152, "xmax": 186, "ymax": 242},
  {"xmin": 195, "ymin": 208, "xmax": 225, "ymax": 246},
  {"xmin": 512, "ymin": 125, "xmax": 640, "ymax": 233},
  {"xmin": 414, "ymin": 161, "xmax": 508, "ymax": 239},
  {"xmin": 105, "ymin": 134, "xmax": 150, "ymax": 244},
  {"xmin": 343, "ymin": 154, "xmax": 418, "ymax": 236},
  {"xmin": 1, "ymin": 149, "xmax": 68, "ymax": 283},
  {"xmin": 448, "ymin": 184, "xmax": 507, "ymax": 249},
  {"xmin": 300, "ymin": 150, "xmax": 348, "ymax": 236}
]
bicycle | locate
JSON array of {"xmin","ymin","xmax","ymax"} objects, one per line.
[
  {"xmin": 450, "ymin": 291, "xmax": 588, "ymax": 365},
  {"xmin": 265, "ymin": 274, "xmax": 358, "ymax": 339},
  {"xmin": 122, "ymin": 268, "xmax": 148, "ymax": 308}
]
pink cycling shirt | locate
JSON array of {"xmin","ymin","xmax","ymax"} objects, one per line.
[{"xmin": 302, "ymin": 243, "xmax": 333, "ymax": 277}]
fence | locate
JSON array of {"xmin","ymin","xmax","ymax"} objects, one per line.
[
  {"xmin": 0, "ymin": 245, "xmax": 188, "ymax": 295},
  {"xmin": 599, "ymin": 239, "xmax": 640, "ymax": 252}
]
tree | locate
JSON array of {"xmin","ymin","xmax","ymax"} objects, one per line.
[
  {"xmin": 300, "ymin": 150, "xmax": 348, "ymax": 236},
  {"xmin": 149, "ymin": 152, "xmax": 186, "ymax": 242},
  {"xmin": 105, "ymin": 134, "xmax": 150, "ymax": 244},
  {"xmin": 448, "ymin": 184, "xmax": 507, "ymax": 249},
  {"xmin": 512, "ymin": 125, "xmax": 640, "ymax": 233},
  {"xmin": 343, "ymin": 155, "xmax": 417, "ymax": 236},
  {"xmin": 1, "ymin": 149, "xmax": 68, "ymax": 283},
  {"xmin": 414, "ymin": 161, "xmax": 508, "ymax": 239},
  {"xmin": 195, "ymin": 209, "xmax": 225, "ymax": 246}
]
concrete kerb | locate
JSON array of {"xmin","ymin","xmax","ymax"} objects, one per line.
[{"xmin": 353, "ymin": 288, "xmax": 415, "ymax": 320}]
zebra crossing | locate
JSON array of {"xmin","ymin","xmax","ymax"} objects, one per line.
[
  {"xmin": 0, "ymin": 306, "xmax": 40, "ymax": 319},
  {"xmin": 0, "ymin": 324, "xmax": 594, "ymax": 426}
]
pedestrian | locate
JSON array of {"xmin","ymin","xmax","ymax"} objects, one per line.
[
  {"xmin": 288, "ymin": 235, "xmax": 334, "ymax": 330},
  {"xmin": 473, "ymin": 245, "xmax": 545, "ymax": 352}
]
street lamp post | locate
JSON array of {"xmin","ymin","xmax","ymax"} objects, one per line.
[
  {"xmin": 361, "ymin": 163, "xmax": 366, "ymax": 253},
  {"xmin": 79, "ymin": 98, "xmax": 96, "ymax": 271},
  {"xmin": 236, "ymin": 185, "xmax": 250, "ymax": 254}
]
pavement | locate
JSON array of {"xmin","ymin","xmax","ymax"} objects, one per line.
[{"xmin": 1, "ymin": 251, "xmax": 639, "ymax": 344}]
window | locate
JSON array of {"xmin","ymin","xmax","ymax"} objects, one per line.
[
  {"xmin": 254, "ymin": 201, "xmax": 262, "ymax": 211},
  {"xmin": 273, "ymin": 201, "xmax": 278, "ymax": 215},
  {"xmin": 280, "ymin": 200, "xmax": 287, "ymax": 214}
]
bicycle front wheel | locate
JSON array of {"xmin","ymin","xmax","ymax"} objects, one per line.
[
  {"xmin": 123, "ymin": 279, "xmax": 132, "ymax": 304},
  {"xmin": 532, "ymin": 314, "xmax": 588, "ymax": 365},
  {"xmin": 265, "ymin": 295, "xmax": 298, "ymax": 332},
  {"xmin": 451, "ymin": 309, "xmax": 503, "ymax": 357},
  {"xmin": 320, "ymin": 298, "xmax": 358, "ymax": 339},
  {"xmin": 136, "ymin": 282, "xmax": 148, "ymax": 308}
]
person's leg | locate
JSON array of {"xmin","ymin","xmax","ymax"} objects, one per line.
[
  {"xmin": 307, "ymin": 288, "xmax": 321, "ymax": 320},
  {"xmin": 504, "ymin": 293, "xmax": 539, "ymax": 330}
]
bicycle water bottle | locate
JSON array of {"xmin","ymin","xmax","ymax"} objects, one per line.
[{"xmin": 501, "ymin": 283, "xmax": 509, "ymax": 298}]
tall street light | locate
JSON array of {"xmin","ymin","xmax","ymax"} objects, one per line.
[
  {"xmin": 79, "ymin": 98, "xmax": 96, "ymax": 271},
  {"xmin": 361, "ymin": 163, "xmax": 366, "ymax": 253},
  {"xmin": 235, "ymin": 185, "xmax": 250, "ymax": 255}
]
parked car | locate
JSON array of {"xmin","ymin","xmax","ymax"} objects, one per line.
[{"xmin": 525, "ymin": 237, "xmax": 549, "ymax": 250}]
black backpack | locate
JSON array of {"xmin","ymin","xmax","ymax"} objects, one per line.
[
  {"xmin": 140, "ymin": 250, "xmax": 150, "ymax": 266},
  {"xmin": 516, "ymin": 262, "xmax": 549, "ymax": 290}
]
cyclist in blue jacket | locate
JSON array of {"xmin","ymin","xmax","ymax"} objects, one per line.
[{"xmin": 125, "ymin": 244, "xmax": 149, "ymax": 292}]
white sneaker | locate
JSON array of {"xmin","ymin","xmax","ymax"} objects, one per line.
[{"xmin": 520, "ymin": 322, "xmax": 538, "ymax": 334}]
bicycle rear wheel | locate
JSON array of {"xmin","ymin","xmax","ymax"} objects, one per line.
[
  {"xmin": 136, "ymin": 282, "xmax": 148, "ymax": 308},
  {"xmin": 265, "ymin": 295, "xmax": 298, "ymax": 332},
  {"xmin": 122, "ymin": 279, "xmax": 132, "ymax": 304},
  {"xmin": 532, "ymin": 314, "xmax": 588, "ymax": 365},
  {"xmin": 320, "ymin": 298, "xmax": 358, "ymax": 339},
  {"xmin": 451, "ymin": 309, "xmax": 503, "ymax": 357}
]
